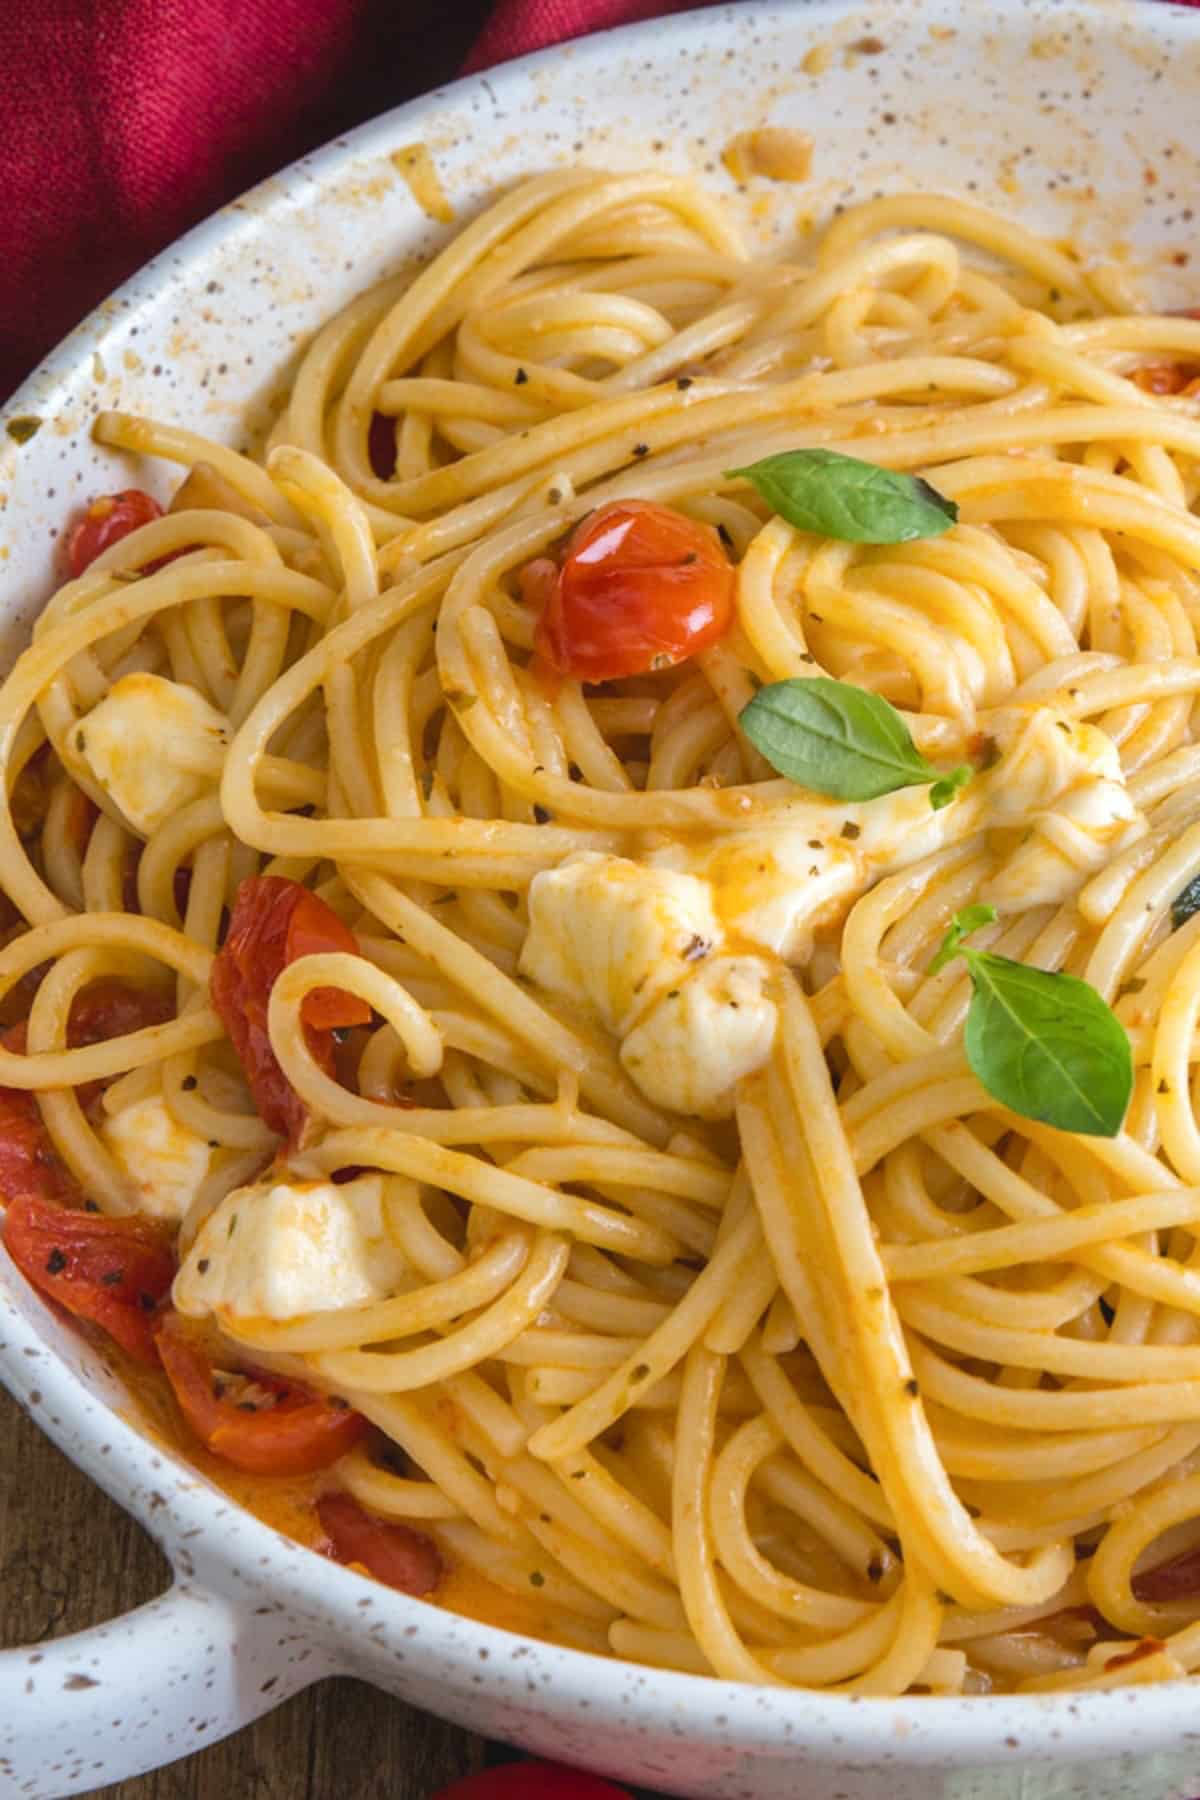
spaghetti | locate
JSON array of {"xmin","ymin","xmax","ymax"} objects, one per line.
[{"xmin": 5, "ymin": 168, "xmax": 1200, "ymax": 1693}]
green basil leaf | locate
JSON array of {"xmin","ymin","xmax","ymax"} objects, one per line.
[
  {"xmin": 726, "ymin": 448, "xmax": 958, "ymax": 544},
  {"xmin": 739, "ymin": 676, "xmax": 970, "ymax": 805},
  {"xmin": 929, "ymin": 909, "xmax": 1132, "ymax": 1137},
  {"xmin": 929, "ymin": 903, "xmax": 997, "ymax": 975},
  {"xmin": 1172, "ymin": 873, "xmax": 1200, "ymax": 932}
]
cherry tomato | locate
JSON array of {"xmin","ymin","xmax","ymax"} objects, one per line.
[
  {"xmin": 65, "ymin": 977, "xmax": 174, "ymax": 1048},
  {"xmin": 0, "ymin": 983, "xmax": 172, "ymax": 1204},
  {"xmin": 1133, "ymin": 1546, "xmax": 1200, "ymax": 1602},
  {"xmin": 0, "ymin": 1084, "xmax": 79, "ymax": 1209},
  {"xmin": 317, "ymin": 1491, "xmax": 442, "ymax": 1596},
  {"xmin": 210, "ymin": 876, "xmax": 371, "ymax": 1144},
  {"xmin": 430, "ymin": 1763, "xmax": 634, "ymax": 1800},
  {"xmin": 66, "ymin": 490, "xmax": 164, "ymax": 578},
  {"xmin": 4, "ymin": 1194, "xmax": 176, "ymax": 1363},
  {"xmin": 156, "ymin": 1312, "xmax": 368, "ymax": 1475},
  {"xmin": 368, "ymin": 412, "xmax": 398, "ymax": 480},
  {"xmin": 1130, "ymin": 362, "xmax": 1199, "ymax": 395},
  {"xmin": 530, "ymin": 500, "xmax": 735, "ymax": 683}
]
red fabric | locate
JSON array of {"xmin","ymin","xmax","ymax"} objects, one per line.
[
  {"xmin": 2, "ymin": 0, "xmax": 1197, "ymax": 402},
  {"xmin": 464, "ymin": 0, "xmax": 708, "ymax": 72}
]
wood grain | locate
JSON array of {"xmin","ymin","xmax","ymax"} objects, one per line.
[{"xmin": 0, "ymin": 1381, "xmax": 485, "ymax": 1799}]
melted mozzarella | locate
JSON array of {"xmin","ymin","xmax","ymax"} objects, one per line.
[
  {"xmin": 76, "ymin": 672, "xmax": 230, "ymax": 835},
  {"xmin": 620, "ymin": 954, "xmax": 777, "ymax": 1120},
  {"xmin": 986, "ymin": 713, "xmax": 1145, "ymax": 909},
  {"xmin": 648, "ymin": 829, "xmax": 861, "ymax": 962},
  {"xmin": 520, "ymin": 851, "xmax": 721, "ymax": 1034},
  {"xmin": 99, "ymin": 1093, "xmax": 217, "ymax": 1222},
  {"xmin": 174, "ymin": 1173, "xmax": 405, "ymax": 1326}
]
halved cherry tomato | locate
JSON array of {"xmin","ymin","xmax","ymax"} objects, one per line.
[
  {"xmin": 0, "ymin": 982, "xmax": 173, "ymax": 1204},
  {"xmin": 317, "ymin": 1490, "xmax": 442, "ymax": 1596},
  {"xmin": 0, "ymin": 1084, "xmax": 79, "ymax": 1208},
  {"xmin": 431, "ymin": 1763, "xmax": 633, "ymax": 1800},
  {"xmin": 66, "ymin": 490, "xmax": 164, "ymax": 578},
  {"xmin": 156, "ymin": 1312, "xmax": 367, "ymax": 1475},
  {"xmin": 1130, "ymin": 362, "xmax": 1200, "ymax": 395},
  {"xmin": 210, "ymin": 876, "xmax": 371, "ymax": 1144},
  {"xmin": 3, "ymin": 1194, "xmax": 176, "ymax": 1363},
  {"xmin": 1133, "ymin": 1546, "xmax": 1200, "ymax": 1602},
  {"xmin": 368, "ymin": 412, "xmax": 397, "ymax": 480},
  {"xmin": 529, "ymin": 500, "xmax": 735, "ymax": 683}
]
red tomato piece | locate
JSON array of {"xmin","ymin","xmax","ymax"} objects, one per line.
[
  {"xmin": 210, "ymin": 876, "xmax": 370, "ymax": 1143},
  {"xmin": 3, "ymin": 1194, "xmax": 176, "ymax": 1364},
  {"xmin": 0, "ymin": 1083, "xmax": 79, "ymax": 1209},
  {"xmin": 1129, "ymin": 362, "xmax": 1199, "ymax": 395},
  {"xmin": 1133, "ymin": 1546, "xmax": 1200, "ymax": 1602},
  {"xmin": 430, "ymin": 1763, "xmax": 633, "ymax": 1800},
  {"xmin": 0, "ymin": 983, "xmax": 172, "ymax": 1205},
  {"xmin": 65, "ymin": 977, "xmax": 174, "ymax": 1048},
  {"xmin": 66, "ymin": 490, "xmax": 164, "ymax": 579},
  {"xmin": 368, "ymin": 412, "xmax": 398, "ymax": 480},
  {"xmin": 530, "ymin": 500, "xmax": 735, "ymax": 683},
  {"xmin": 317, "ymin": 1491, "xmax": 442, "ymax": 1597},
  {"xmin": 156, "ymin": 1312, "xmax": 367, "ymax": 1475}
]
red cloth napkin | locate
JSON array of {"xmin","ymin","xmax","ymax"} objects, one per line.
[{"xmin": 464, "ymin": 0, "xmax": 709, "ymax": 71}]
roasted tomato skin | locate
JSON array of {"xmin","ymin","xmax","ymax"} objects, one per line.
[
  {"xmin": 530, "ymin": 500, "xmax": 735, "ymax": 683},
  {"xmin": 3, "ymin": 1194, "xmax": 176, "ymax": 1363},
  {"xmin": 1130, "ymin": 363, "xmax": 1200, "ymax": 396},
  {"xmin": 156, "ymin": 1312, "xmax": 367, "ymax": 1475},
  {"xmin": 429, "ymin": 1763, "xmax": 634, "ymax": 1800},
  {"xmin": 0, "ymin": 982, "xmax": 173, "ymax": 1207},
  {"xmin": 1133, "ymin": 1546, "xmax": 1200, "ymax": 1602},
  {"xmin": 209, "ymin": 875, "xmax": 370, "ymax": 1143},
  {"xmin": 317, "ymin": 1491, "xmax": 443, "ymax": 1596},
  {"xmin": 66, "ymin": 490, "xmax": 164, "ymax": 578}
]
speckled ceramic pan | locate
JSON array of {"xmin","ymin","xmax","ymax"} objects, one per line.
[{"xmin": 3, "ymin": 3, "xmax": 1200, "ymax": 1795}]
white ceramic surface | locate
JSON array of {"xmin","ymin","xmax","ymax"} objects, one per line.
[{"xmin": 4, "ymin": 3, "xmax": 1200, "ymax": 1795}]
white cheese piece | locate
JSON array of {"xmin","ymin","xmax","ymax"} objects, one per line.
[
  {"xmin": 520, "ymin": 851, "xmax": 722, "ymax": 1034},
  {"xmin": 984, "ymin": 709, "xmax": 1123, "ymax": 817},
  {"xmin": 98, "ymin": 1093, "xmax": 217, "ymax": 1222},
  {"xmin": 648, "ymin": 829, "xmax": 863, "ymax": 963},
  {"xmin": 76, "ymin": 671, "xmax": 230, "ymax": 835},
  {"xmin": 620, "ymin": 955, "xmax": 778, "ymax": 1120},
  {"xmin": 173, "ymin": 1173, "xmax": 405, "ymax": 1326}
]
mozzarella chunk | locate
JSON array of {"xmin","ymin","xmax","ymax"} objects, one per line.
[
  {"xmin": 99, "ymin": 1093, "xmax": 217, "ymax": 1222},
  {"xmin": 174, "ymin": 1173, "xmax": 405, "ymax": 1326},
  {"xmin": 649, "ymin": 830, "xmax": 861, "ymax": 962},
  {"xmin": 988, "ymin": 777, "xmax": 1143, "ymax": 910},
  {"xmin": 76, "ymin": 671, "xmax": 230, "ymax": 835},
  {"xmin": 620, "ymin": 955, "xmax": 777, "ymax": 1120},
  {"xmin": 984, "ymin": 709, "xmax": 1122, "ymax": 817},
  {"xmin": 520, "ymin": 852, "xmax": 722, "ymax": 1034}
]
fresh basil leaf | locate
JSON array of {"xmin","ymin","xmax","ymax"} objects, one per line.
[
  {"xmin": 929, "ymin": 903, "xmax": 997, "ymax": 975},
  {"xmin": 1172, "ymin": 873, "xmax": 1200, "ymax": 932},
  {"xmin": 931, "ymin": 908, "xmax": 1132, "ymax": 1138},
  {"xmin": 726, "ymin": 448, "xmax": 958, "ymax": 544},
  {"xmin": 739, "ymin": 676, "xmax": 971, "ymax": 806}
]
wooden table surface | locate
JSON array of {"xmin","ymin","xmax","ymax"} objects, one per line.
[{"xmin": 0, "ymin": 1381, "xmax": 491, "ymax": 1799}]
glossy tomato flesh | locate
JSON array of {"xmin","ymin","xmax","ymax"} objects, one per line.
[
  {"xmin": 4, "ymin": 1194, "xmax": 176, "ymax": 1363},
  {"xmin": 317, "ymin": 1491, "xmax": 442, "ymax": 1596},
  {"xmin": 210, "ymin": 875, "xmax": 370, "ymax": 1143},
  {"xmin": 0, "ymin": 982, "xmax": 173, "ymax": 1207},
  {"xmin": 431, "ymin": 1763, "xmax": 634, "ymax": 1800},
  {"xmin": 66, "ymin": 489, "xmax": 164, "ymax": 578},
  {"xmin": 531, "ymin": 500, "xmax": 735, "ymax": 682},
  {"xmin": 156, "ymin": 1312, "xmax": 367, "ymax": 1474}
]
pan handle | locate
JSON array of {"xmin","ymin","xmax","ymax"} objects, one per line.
[{"xmin": 0, "ymin": 1581, "xmax": 331, "ymax": 1799}]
